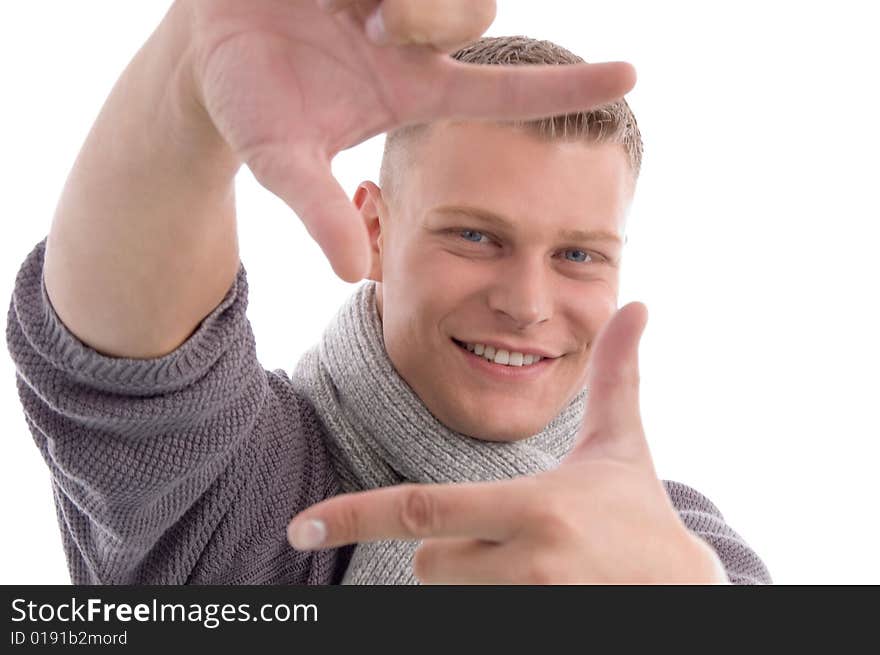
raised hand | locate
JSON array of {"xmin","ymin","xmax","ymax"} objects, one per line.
[
  {"xmin": 286, "ymin": 303, "xmax": 729, "ymax": 584},
  {"xmin": 186, "ymin": 0, "xmax": 637, "ymax": 281}
]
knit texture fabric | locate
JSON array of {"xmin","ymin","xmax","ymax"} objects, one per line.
[
  {"xmin": 7, "ymin": 238, "xmax": 772, "ymax": 584},
  {"xmin": 293, "ymin": 280, "xmax": 588, "ymax": 584}
]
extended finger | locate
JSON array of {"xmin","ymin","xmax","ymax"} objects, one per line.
[
  {"xmin": 287, "ymin": 479, "xmax": 525, "ymax": 550},
  {"xmin": 406, "ymin": 58, "xmax": 637, "ymax": 127},
  {"xmin": 571, "ymin": 302, "xmax": 650, "ymax": 462}
]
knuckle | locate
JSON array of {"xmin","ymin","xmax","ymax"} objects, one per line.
[
  {"xmin": 528, "ymin": 498, "xmax": 577, "ymax": 537},
  {"xmin": 332, "ymin": 498, "xmax": 363, "ymax": 545},
  {"xmin": 399, "ymin": 485, "xmax": 438, "ymax": 535},
  {"xmin": 522, "ymin": 554, "xmax": 564, "ymax": 585}
]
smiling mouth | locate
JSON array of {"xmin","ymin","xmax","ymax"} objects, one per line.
[{"xmin": 451, "ymin": 338, "xmax": 557, "ymax": 368}]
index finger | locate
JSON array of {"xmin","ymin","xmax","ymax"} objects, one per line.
[
  {"xmin": 405, "ymin": 59, "xmax": 637, "ymax": 127},
  {"xmin": 287, "ymin": 479, "xmax": 526, "ymax": 550}
]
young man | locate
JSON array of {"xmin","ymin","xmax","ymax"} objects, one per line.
[{"xmin": 7, "ymin": 0, "xmax": 771, "ymax": 584}]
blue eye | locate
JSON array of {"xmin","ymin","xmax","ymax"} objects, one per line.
[
  {"xmin": 455, "ymin": 230, "xmax": 602, "ymax": 265},
  {"xmin": 564, "ymin": 249, "xmax": 593, "ymax": 263},
  {"xmin": 459, "ymin": 229, "xmax": 489, "ymax": 244}
]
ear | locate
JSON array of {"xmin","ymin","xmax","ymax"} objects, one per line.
[{"xmin": 353, "ymin": 181, "xmax": 387, "ymax": 283}]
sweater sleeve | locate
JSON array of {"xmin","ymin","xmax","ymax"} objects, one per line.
[
  {"xmin": 6, "ymin": 238, "xmax": 348, "ymax": 584},
  {"xmin": 663, "ymin": 479, "xmax": 772, "ymax": 584}
]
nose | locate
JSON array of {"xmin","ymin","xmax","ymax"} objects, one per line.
[{"xmin": 487, "ymin": 255, "xmax": 553, "ymax": 329}]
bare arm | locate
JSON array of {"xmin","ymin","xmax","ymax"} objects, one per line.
[
  {"xmin": 14, "ymin": 0, "xmax": 639, "ymax": 585},
  {"xmin": 44, "ymin": 1, "xmax": 241, "ymax": 359},
  {"xmin": 43, "ymin": 0, "xmax": 635, "ymax": 360}
]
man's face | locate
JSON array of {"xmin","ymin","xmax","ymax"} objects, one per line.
[{"xmin": 355, "ymin": 121, "xmax": 633, "ymax": 442}]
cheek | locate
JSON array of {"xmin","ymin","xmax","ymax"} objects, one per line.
[
  {"xmin": 403, "ymin": 245, "xmax": 485, "ymax": 300},
  {"xmin": 383, "ymin": 251, "xmax": 466, "ymax": 348},
  {"xmin": 571, "ymin": 289, "xmax": 618, "ymax": 343},
  {"xmin": 567, "ymin": 293, "xmax": 616, "ymax": 387}
]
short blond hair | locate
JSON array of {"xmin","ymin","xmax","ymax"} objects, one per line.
[{"xmin": 379, "ymin": 35, "xmax": 644, "ymax": 208}]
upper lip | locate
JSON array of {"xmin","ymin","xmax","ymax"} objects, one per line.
[{"xmin": 453, "ymin": 337, "xmax": 562, "ymax": 359}]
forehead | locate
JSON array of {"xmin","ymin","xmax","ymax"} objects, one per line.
[{"xmin": 402, "ymin": 121, "xmax": 633, "ymax": 229}]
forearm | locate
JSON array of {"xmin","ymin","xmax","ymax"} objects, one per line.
[{"xmin": 44, "ymin": 0, "xmax": 242, "ymax": 359}]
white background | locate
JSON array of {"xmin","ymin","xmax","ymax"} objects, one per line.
[{"xmin": 1, "ymin": 1, "xmax": 878, "ymax": 584}]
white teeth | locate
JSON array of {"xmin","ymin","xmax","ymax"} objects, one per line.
[{"xmin": 459, "ymin": 341, "xmax": 544, "ymax": 367}]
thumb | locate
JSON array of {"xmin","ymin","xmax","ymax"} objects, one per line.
[
  {"xmin": 246, "ymin": 143, "xmax": 371, "ymax": 283},
  {"xmin": 570, "ymin": 302, "xmax": 649, "ymax": 462}
]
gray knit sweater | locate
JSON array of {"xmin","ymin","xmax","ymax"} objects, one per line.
[{"xmin": 6, "ymin": 239, "xmax": 772, "ymax": 584}]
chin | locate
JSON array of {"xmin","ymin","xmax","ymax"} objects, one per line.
[
  {"xmin": 456, "ymin": 415, "xmax": 548, "ymax": 443},
  {"xmin": 428, "ymin": 387, "xmax": 556, "ymax": 442}
]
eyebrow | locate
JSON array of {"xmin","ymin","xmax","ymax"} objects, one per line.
[{"xmin": 429, "ymin": 204, "xmax": 623, "ymax": 245}]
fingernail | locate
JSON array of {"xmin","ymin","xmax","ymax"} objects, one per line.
[
  {"xmin": 291, "ymin": 519, "xmax": 326, "ymax": 550},
  {"xmin": 365, "ymin": 9, "xmax": 388, "ymax": 45}
]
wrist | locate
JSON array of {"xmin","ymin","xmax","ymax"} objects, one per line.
[{"xmin": 155, "ymin": 0, "xmax": 241, "ymax": 180}]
